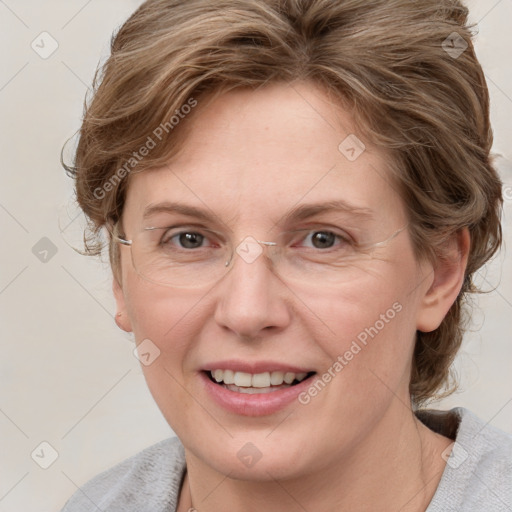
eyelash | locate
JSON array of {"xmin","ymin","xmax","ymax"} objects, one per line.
[{"xmin": 157, "ymin": 226, "xmax": 353, "ymax": 251}]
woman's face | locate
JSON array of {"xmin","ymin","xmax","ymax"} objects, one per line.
[{"xmin": 114, "ymin": 81, "xmax": 438, "ymax": 479}]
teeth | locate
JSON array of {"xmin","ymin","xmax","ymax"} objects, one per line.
[
  {"xmin": 270, "ymin": 371, "xmax": 285, "ymax": 385},
  {"xmin": 233, "ymin": 371, "xmax": 252, "ymax": 387},
  {"xmin": 224, "ymin": 384, "xmax": 285, "ymax": 394},
  {"xmin": 210, "ymin": 369, "xmax": 310, "ymax": 387},
  {"xmin": 252, "ymin": 372, "xmax": 271, "ymax": 388},
  {"xmin": 223, "ymin": 369, "xmax": 235, "ymax": 385},
  {"xmin": 284, "ymin": 372, "xmax": 295, "ymax": 384}
]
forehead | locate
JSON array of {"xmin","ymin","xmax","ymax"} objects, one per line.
[{"xmin": 123, "ymin": 81, "xmax": 406, "ymax": 229}]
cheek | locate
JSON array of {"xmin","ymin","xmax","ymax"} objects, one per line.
[
  {"xmin": 123, "ymin": 268, "xmax": 201, "ymax": 344},
  {"xmin": 300, "ymin": 260, "xmax": 420, "ymax": 389},
  {"xmin": 292, "ymin": 277, "xmax": 419, "ymax": 450},
  {"xmin": 123, "ymin": 282, "xmax": 206, "ymax": 430},
  {"xmin": 123, "ymin": 278, "xmax": 203, "ymax": 384}
]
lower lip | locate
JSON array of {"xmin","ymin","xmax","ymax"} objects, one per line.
[{"xmin": 200, "ymin": 371, "xmax": 315, "ymax": 417}]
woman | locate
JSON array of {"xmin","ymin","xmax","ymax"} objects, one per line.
[{"xmin": 61, "ymin": 0, "xmax": 511, "ymax": 510}]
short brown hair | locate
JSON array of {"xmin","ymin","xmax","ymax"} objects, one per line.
[{"xmin": 63, "ymin": 0, "xmax": 503, "ymax": 405}]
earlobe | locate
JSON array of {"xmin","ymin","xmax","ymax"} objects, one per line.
[
  {"xmin": 113, "ymin": 277, "xmax": 133, "ymax": 333},
  {"xmin": 416, "ymin": 228, "xmax": 470, "ymax": 333}
]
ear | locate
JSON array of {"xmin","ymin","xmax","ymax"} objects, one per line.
[
  {"xmin": 113, "ymin": 276, "xmax": 133, "ymax": 332},
  {"xmin": 416, "ymin": 228, "xmax": 470, "ymax": 333}
]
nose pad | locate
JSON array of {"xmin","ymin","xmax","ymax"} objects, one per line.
[{"xmin": 226, "ymin": 236, "xmax": 277, "ymax": 268}]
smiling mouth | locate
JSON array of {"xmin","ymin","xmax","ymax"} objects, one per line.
[{"xmin": 205, "ymin": 369, "xmax": 317, "ymax": 394}]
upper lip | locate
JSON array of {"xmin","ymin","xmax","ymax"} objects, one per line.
[{"xmin": 202, "ymin": 360, "xmax": 315, "ymax": 374}]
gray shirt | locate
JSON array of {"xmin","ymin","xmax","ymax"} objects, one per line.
[{"xmin": 60, "ymin": 407, "xmax": 512, "ymax": 511}]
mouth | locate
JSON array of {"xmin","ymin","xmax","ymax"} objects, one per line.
[
  {"xmin": 204, "ymin": 369, "xmax": 317, "ymax": 394},
  {"xmin": 200, "ymin": 361, "xmax": 319, "ymax": 416}
]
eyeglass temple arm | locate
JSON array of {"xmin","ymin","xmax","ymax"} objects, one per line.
[
  {"xmin": 107, "ymin": 225, "xmax": 132, "ymax": 246},
  {"xmin": 370, "ymin": 224, "xmax": 409, "ymax": 248},
  {"xmin": 116, "ymin": 237, "xmax": 132, "ymax": 246}
]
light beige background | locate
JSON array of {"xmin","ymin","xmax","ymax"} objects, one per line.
[{"xmin": 0, "ymin": 1, "xmax": 511, "ymax": 511}]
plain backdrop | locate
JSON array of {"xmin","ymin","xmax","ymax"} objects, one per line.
[{"xmin": 0, "ymin": 1, "xmax": 511, "ymax": 511}]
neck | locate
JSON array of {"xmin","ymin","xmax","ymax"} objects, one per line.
[{"xmin": 177, "ymin": 404, "xmax": 452, "ymax": 512}]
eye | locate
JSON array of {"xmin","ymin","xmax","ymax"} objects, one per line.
[
  {"xmin": 172, "ymin": 232, "xmax": 205, "ymax": 249},
  {"xmin": 160, "ymin": 228, "xmax": 217, "ymax": 250},
  {"xmin": 298, "ymin": 230, "xmax": 351, "ymax": 250}
]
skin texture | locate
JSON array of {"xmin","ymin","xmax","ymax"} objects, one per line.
[{"xmin": 113, "ymin": 80, "xmax": 470, "ymax": 511}]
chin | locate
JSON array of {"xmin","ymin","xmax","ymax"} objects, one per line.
[{"xmin": 186, "ymin": 432, "xmax": 315, "ymax": 481}]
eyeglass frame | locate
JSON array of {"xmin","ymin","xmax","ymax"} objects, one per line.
[{"xmin": 109, "ymin": 220, "xmax": 410, "ymax": 288}]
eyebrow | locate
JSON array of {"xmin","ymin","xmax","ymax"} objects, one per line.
[
  {"xmin": 281, "ymin": 199, "xmax": 374, "ymax": 224},
  {"xmin": 142, "ymin": 199, "xmax": 374, "ymax": 227}
]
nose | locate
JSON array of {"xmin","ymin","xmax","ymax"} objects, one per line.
[{"xmin": 213, "ymin": 241, "xmax": 292, "ymax": 341}]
